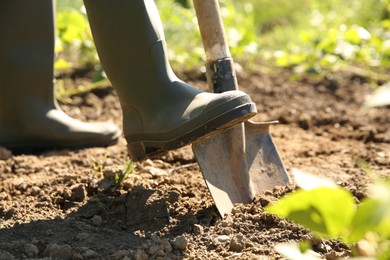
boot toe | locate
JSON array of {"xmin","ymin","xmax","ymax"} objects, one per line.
[{"xmin": 126, "ymin": 90, "xmax": 257, "ymax": 161}]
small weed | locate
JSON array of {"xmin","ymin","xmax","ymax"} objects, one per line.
[
  {"xmin": 91, "ymin": 154, "xmax": 108, "ymax": 178},
  {"xmin": 115, "ymin": 158, "xmax": 136, "ymax": 188}
]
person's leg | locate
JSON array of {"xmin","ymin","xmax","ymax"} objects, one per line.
[
  {"xmin": 83, "ymin": 0, "xmax": 257, "ymax": 161},
  {"xmin": 0, "ymin": 0, "xmax": 121, "ymax": 151}
]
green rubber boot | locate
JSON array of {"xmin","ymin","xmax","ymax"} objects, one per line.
[
  {"xmin": 84, "ymin": 0, "xmax": 257, "ymax": 161},
  {"xmin": 0, "ymin": 0, "xmax": 121, "ymax": 151}
]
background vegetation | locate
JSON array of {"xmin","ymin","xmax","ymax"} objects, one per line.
[{"xmin": 55, "ymin": 0, "xmax": 390, "ymax": 78}]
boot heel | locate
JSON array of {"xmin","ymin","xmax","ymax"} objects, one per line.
[{"xmin": 127, "ymin": 142, "xmax": 147, "ymax": 162}]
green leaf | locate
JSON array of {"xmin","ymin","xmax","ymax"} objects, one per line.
[
  {"xmin": 266, "ymin": 187, "xmax": 356, "ymax": 239},
  {"xmin": 348, "ymin": 198, "xmax": 388, "ymax": 242},
  {"xmin": 54, "ymin": 58, "xmax": 71, "ymax": 70},
  {"xmin": 56, "ymin": 9, "xmax": 89, "ymax": 44}
]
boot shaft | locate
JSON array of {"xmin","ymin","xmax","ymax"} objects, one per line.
[
  {"xmin": 84, "ymin": 0, "xmax": 178, "ymax": 104},
  {"xmin": 0, "ymin": 0, "xmax": 55, "ymax": 113}
]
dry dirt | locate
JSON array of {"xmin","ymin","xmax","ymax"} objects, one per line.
[{"xmin": 0, "ymin": 69, "xmax": 389, "ymax": 259}]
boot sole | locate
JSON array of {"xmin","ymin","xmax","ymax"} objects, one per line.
[
  {"xmin": 127, "ymin": 102, "xmax": 257, "ymax": 161},
  {"xmin": 1, "ymin": 133, "xmax": 121, "ymax": 154}
]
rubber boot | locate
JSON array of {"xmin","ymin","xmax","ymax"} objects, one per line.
[
  {"xmin": 0, "ymin": 0, "xmax": 121, "ymax": 151},
  {"xmin": 84, "ymin": 0, "xmax": 257, "ymax": 161}
]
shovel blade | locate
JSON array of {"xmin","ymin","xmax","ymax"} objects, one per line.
[{"xmin": 192, "ymin": 121, "xmax": 291, "ymax": 217}]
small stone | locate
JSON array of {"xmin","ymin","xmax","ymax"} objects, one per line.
[
  {"xmin": 193, "ymin": 224, "xmax": 204, "ymax": 235},
  {"xmin": 229, "ymin": 235, "xmax": 244, "ymax": 252},
  {"xmin": 134, "ymin": 249, "xmax": 148, "ymax": 260},
  {"xmin": 144, "ymin": 166, "xmax": 167, "ymax": 177},
  {"xmin": 0, "ymin": 192, "xmax": 9, "ymax": 201},
  {"xmin": 83, "ymin": 249, "xmax": 98, "ymax": 258},
  {"xmin": 91, "ymin": 215, "xmax": 103, "ymax": 227},
  {"xmin": 148, "ymin": 245, "xmax": 159, "ymax": 256},
  {"xmin": 0, "ymin": 250, "xmax": 14, "ymax": 260},
  {"xmin": 160, "ymin": 239, "xmax": 172, "ymax": 253},
  {"xmin": 73, "ymin": 253, "xmax": 83, "ymax": 260},
  {"xmin": 150, "ymin": 233, "xmax": 161, "ymax": 243},
  {"xmin": 23, "ymin": 243, "xmax": 39, "ymax": 257},
  {"xmin": 259, "ymin": 197, "xmax": 271, "ymax": 207},
  {"xmin": 222, "ymin": 227, "xmax": 232, "ymax": 235},
  {"xmin": 76, "ymin": 232, "xmax": 90, "ymax": 241},
  {"xmin": 0, "ymin": 147, "xmax": 12, "ymax": 160},
  {"xmin": 45, "ymin": 229, "xmax": 54, "ymax": 236},
  {"xmin": 42, "ymin": 244, "xmax": 72, "ymax": 260},
  {"xmin": 30, "ymin": 186, "xmax": 41, "ymax": 196},
  {"xmin": 173, "ymin": 236, "xmax": 188, "ymax": 250},
  {"xmin": 217, "ymin": 235, "xmax": 230, "ymax": 242},
  {"xmin": 155, "ymin": 249, "xmax": 165, "ymax": 257},
  {"xmin": 112, "ymin": 250, "xmax": 131, "ymax": 260},
  {"xmin": 71, "ymin": 184, "xmax": 87, "ymax": 202}
]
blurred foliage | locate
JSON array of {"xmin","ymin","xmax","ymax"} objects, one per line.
[
  {"xmin": 55, "ymin": 0, "xmax": 390, "ymax": 78},
  {"xmin": 266, "ymin": 170, "xmax": 390, "ymax": 259}
]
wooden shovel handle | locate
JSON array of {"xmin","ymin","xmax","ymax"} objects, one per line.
[{"xmin": 193, "ymin": 0, "xmax": 239, "ymax": 92}]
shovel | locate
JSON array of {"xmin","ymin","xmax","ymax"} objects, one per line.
[{"xmin": 192, "ymin": 0, "xmax": 291, "ymax": 217}]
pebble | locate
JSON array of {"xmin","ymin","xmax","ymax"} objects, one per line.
[
  {"xmin": 217, "ymin": 235, "xmax": 231, "ymax": 242},
  {"xmin": 76, "ymin": 232, "xmax": 90, "ymax": 241},
  {"xmin": 71, "ymin": 184, "xmax": 87, "ymax": 202},
  {"xmin": 148, "ymin": 245, "xmax": 159, "ymax": 255},
  {"xmin": 0, "ymin": 251, "xmax": 14, "ymax": 260},
  {"xmin": 144, "ymin": 166, "xmax": 167, "ymax": 177},
  {"xmin": 23, "ymin": 243, "xmax": 39, "ymax": 257},
  {"xmin": 155, "ymin": 249, "xmax": 165, "ymax": 257},
  {"xmin": 134, "ymin": 249, "xmax": 148, "ymax": 260},
  {"xmin": 160, "ymin": 239, "xmax": 172, "ymax": 253},
  {"xmin": 173, "ymin": 236, "xmax": 188, "ymax": 250},
  {"xmin": 0, "ymin": 192, "xmax": 9, "ymax": 201},
  {"xmin": 91, "ymin": 215, "xmax": 103, "ymax": 227},
  {"xmin": 45, "ymin": 229, "xmax": 54, "ymax": 236},
  {"xmin": 193, "ymin": 224, "xmax": 204, "ymax": 235},
  {"xmin": 112, "ymin": 250, "xmax": 132, "ymax": 260},
  {"xmin": 0, "ymin": 147, "xmax": 12, "ymax": 160},
  {"xmin": 83, "ymin": 249, "xmax": 98, "ymax": 258},
  {"xmin": 222, "ymin": 228, "xmax": 232, "ymax": 236},
  {"xmin": 73, "ymin": 253, "xmax": 83, "ymax": 260},
  {"xmin": 229, "ymin": 235, "xmax": 244, "ymax": 252},
  {"xmin": 150, "ymin": 233, "xmax": 161, "ymax": 243},
  {"xmin": 42, "ymin": 244, "xmax": 72, "ymax": 260},
  {"xmin": 30, "ymin": 186, "xmax": 41, "ymax": 196}
]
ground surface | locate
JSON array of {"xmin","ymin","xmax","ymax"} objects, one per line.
[{"xmin": 0, "ymin": 69, "xmax": 389, "ymax": 259}]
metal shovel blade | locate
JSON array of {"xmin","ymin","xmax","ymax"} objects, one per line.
[
  {"xmin": 193, "ymin": 120, "xmax": 291, "ymax": 217},
  {"xmin": 192, "ymin": 0, "xmax": 291, "ymax": 217}
]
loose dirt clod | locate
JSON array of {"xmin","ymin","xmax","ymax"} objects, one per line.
[
  {"xmin": 91, "ymin": 215, "xmax": 102, "ymax": 227},
  {"xmin": 173, "ymin": 236, "xmax": 188, "ymax": 250},
  {"xmin": 42, "ymin": 244, "xmax": 72, "ymax": 260},
  {"xmin": 23, "ymin": 243, "xmax": 39, "ymax": 257}
]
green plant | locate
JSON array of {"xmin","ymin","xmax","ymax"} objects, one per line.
[
  {"xmin": 91, "ymin": 154, "xmax": 108, "ymax": 178},
  {"xmin": 266, "ymin": 170, "xmax": 390, "ymax": 259},
  {"xmin": 115, "ymin": 158, "xmax": 136, "ymax": 188}
]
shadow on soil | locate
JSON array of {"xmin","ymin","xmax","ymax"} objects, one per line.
[{"xmin": 0, "ymin": 182, "xmax": 217, "ymax": 258}]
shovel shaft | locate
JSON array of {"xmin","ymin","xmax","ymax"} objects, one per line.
[
  {"xmin": 193, "ymin": 0, "xmax": 291, "ymax": 217},
  {"xmin": 193, "ymin": 0, "xmax": 238, "ymax": 93}
]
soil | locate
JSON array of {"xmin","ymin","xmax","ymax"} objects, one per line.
[{"xmin": 0, "ymin": 69, "xmax": 389, "ymax": 260}]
